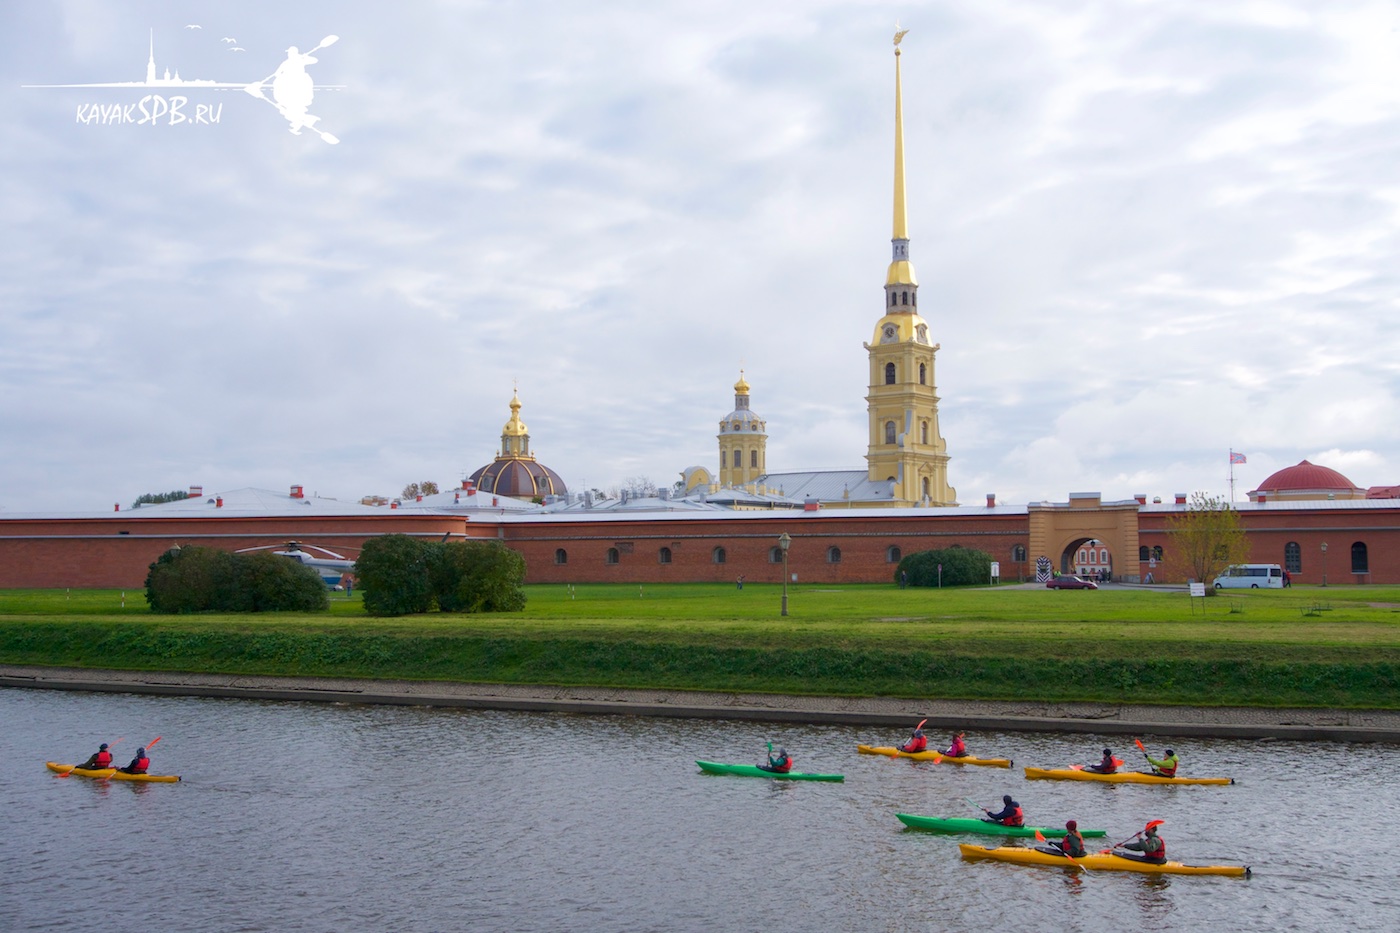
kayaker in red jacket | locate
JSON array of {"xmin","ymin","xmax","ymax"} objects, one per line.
[
  {"xmin": 898, "ymin": 728, "xmax": 927, "ymax": 753},
  {"xmin": 944, "ymin": 733, "xmax": 966, "ymax": 758},
  {"xmin": 121, "ymin": 748, "xmax": 150, "ymax": 775},
  {"xmin": 1118, "ymin": 823, "xmax": 1166, "ymax": 862},
  {"xmin": 982, "ymin": 795, "xmax": 1023, "ymax": 827},
  {"xmin": 758, "ymin": 746, "xmax": 792, "ymax": 774},
  {"xmin": 79, "ymin": 743, "xmax": 113, "ymax": 770},
  {"xmin": 1057, "ymin": 820, "xmax": 1086, "ymax": 858},
  {"xmin": 1086, "ymin": 748, "xmax": 1119, "ymax": 774}
]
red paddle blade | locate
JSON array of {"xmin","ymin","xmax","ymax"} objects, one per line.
[
  {"xmin": 915, "ymin": 719, "xmax": 927, "ymax": 730},
  {"xmin": 1034, "ymin": 829, "xmax": 1048, "ymax": 843},
  {"xmin": 1146, "ymin": 819, "xmax": 1165, "ymax": 829},
  {"xmin": 1134, "ymin": 737, "xmax": 1147, "ymax": 752},
  {"xmin": 1069, "ymin": 764, "xmax": 1084, "ymax": 770},
  {"xmin": 145, "ymin": 736, "xmax": 162, "ymax": 750}
]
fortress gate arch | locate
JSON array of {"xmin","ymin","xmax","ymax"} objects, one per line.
[{"xmin": 1028, "ymin": 495, "xmax": 1141, "ymax": 583}]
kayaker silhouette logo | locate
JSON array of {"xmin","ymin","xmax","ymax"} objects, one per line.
[{"xmin": 21, "ymin": 27, "xmax": 344, "ymax": 144}]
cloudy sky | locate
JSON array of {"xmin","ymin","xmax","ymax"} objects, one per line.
[{"xmin": 3, "ymin": 0, "xmax": 1398, "ymax": 513}]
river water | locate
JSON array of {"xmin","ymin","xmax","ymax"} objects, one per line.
[{"xmin": 2, "ymin": 687, "xmax": 1397, "ymax": 932}]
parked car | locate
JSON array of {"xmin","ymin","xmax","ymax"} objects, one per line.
[{"xmin": 1046, "ymin": 575, "xmax": 1098, "ymax": 590}]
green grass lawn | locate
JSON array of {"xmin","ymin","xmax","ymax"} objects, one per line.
[{"xmin": 2, "ymin": 583, "xmax": 1398, "ymax": 708}]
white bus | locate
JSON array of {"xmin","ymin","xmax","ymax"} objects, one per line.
[{"xmin": 1212, "ymin": 564, "xmax": 1284, "ymax": 589}]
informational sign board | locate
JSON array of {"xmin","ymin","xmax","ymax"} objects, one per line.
[
  {"xmin": 990, "ymin": 561, "xmax": 1000, "ymax": 579},
  {"xmin": 1189, "ymin": 582, "xmax": 1206, "ymax": 598}
]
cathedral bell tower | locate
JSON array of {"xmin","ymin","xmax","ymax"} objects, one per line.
[
  {"xmin": 718, "ymin": 371, "xmax": 767, "ymax": 488},
  {"xmin": 864, "ymin": 29, "xmax": 956, "ymax": 506}
]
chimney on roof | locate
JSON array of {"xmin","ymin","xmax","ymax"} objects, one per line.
[
  {"xmin": 986, "ymin": 493, "xmax": 996, "ymax": 508},
  {"xmin": 114, "ymin": 503, "xmax": 120, "ymax": 511},
  {"xmin": 188, "ymin": 485, "xmax": 203, "ymax": 498},
  {"xmin": 290, "ymin": 485, "xmax": 305, "ymax": 499},
  {"xmin": 390, "ymin": 500, "xmax": 399, "ymax": 509},
  {"xmin": 1134, "ymin": 493, "xmax": 1146, "ymax": 505},
  {"xmin": 492, "ymin": 497, "xmax": 499, "ymax": 507},
  {"xmin": 804, "ymin": 497, "xmax": 821, "ymax": 511},
  {"xmin": 1174, "ymin": 493, "xmax": 1187, "ymax": 505},
  {"xmin": 416, "ymin": 495, "xmax": 423, "ymax": 502},
  {"xmin": 216, "ymin": 496, "xmax": 223, "ymax": 508}
]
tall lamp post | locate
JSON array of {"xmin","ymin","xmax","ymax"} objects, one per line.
[
  {"xmin": 1320, "ymin": 541, "xmax": 1328, "ymax": 587},
  {"xmin": 778, "ymin": 532, "xmax": 791, "ymax": 616}
]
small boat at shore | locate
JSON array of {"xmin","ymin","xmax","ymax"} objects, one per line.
[
  {"xmin": 858, "ymin": 745, "xmax": 1012, "ymax": 768},
  {"xmin": 897, "ymin": 814, "xmax": 1106, "ymax": 838},
  {"xmin": 47, "ymin": 762, "xmax": 181, "ymax": 783},
  {"xmin": 958, "ymin": 843, "xmax": 1250, "ymax": 876},
  {"xmin": 1024, "ymin": 766, "xmax": 1233, "ymax": 786},
  {"xmin": 696, "ymin": 761, "xmax": 844, "ymax": 782}
]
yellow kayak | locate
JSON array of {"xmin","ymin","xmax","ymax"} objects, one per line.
[
  {"xmin": 959, "ymin": 844, "xmax": 1250, "ymax": 877},
  {"xmin": 47, "ymin": 762, "xmax": 181, "ymax": 783},
  {"xmin": 1024, "ymin": 766, "xmax": 1233, "ymax": 786},
  {"xmin": 857, "ymin": 745, "xmax": 1012, "ymax": 768}
]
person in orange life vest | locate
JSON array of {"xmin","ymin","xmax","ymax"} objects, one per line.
[
  {"xmin": 1086, "ymin": 748, "xmax": 1118, "ymax": 774},
  {"xmin": 79, "ymin": 743, "xmax": 113, "ymax": 770},
  {"xmin": 982, "ymin": 795, "xmax": 1023, "ymax": 827},
  {"xmin": 758, "ymin": 747, "xmax": 792, "ymax": 774},
  {"xmin": 898, "ymin": 728, "xmax": 927, "ymax": 753},
  {"xmin": 1144, "ymin": 748, "xmax": 1178, "ymax": 777},
  {"xmin": 944, "ymin": 733, "xmax": 966, "ymax": 758},
  {"xmin": 121, "ymin": 747, "xmax": 150, "ymax": 775},
  {"xmin": 1118, "ymin": 823, "xmax": 1166, "ymax": 862},
  {"xmin": 1057, "ymin": 820, "xmax": 1086, "ymax": 858}
]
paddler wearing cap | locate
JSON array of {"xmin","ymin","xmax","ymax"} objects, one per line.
[
  {"xmin": 1117, "ymin": 822, "xmax": 1166, "ymax": 862},
  {"xmin": 1056, "ymin": 820, "xmax": 1087, "ymax": 858}
]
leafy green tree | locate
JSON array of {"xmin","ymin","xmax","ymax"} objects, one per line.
[
  {"xmin": 1166, "ymin": 492, "xmax": 1249, "ymax": 589},
  {"xmin": 356, "ymin": 534, "xmax": 436, "ymax": 616},
  {"xmin": 132, "ymin": 489, "xmax": 191, "ymax": 508},
  {"xmin": 897, "ymin": 546, "xmax": 993, "ymax": 587},
  {"xmin": 432, "ymin": 541, "xmax": 527, "ymax": 613}
]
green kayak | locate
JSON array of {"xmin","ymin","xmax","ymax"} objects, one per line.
[
  {"xmin": 696, "ymin": 760, "xmax": 844, "ymax": 782},
  {"xmin": 896, "ymin": 814, "xmax": 1107, "ymax": 838}
]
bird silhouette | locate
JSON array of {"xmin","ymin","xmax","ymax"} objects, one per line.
[
  {"xmin": 229, "ymin": 47, "xmax": 246, "ymax": 52},
  {"xmin": 184, "ymin": 24, "xmax": 201, "ymax": 30},
  {"xmin": 222, "ymin": 37, "xmax": 237, "ymax": 44}
]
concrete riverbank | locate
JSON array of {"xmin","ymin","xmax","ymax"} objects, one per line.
[{"xmin": 4, "ymin": 664, "xmax": 1398, "ymax": 741}]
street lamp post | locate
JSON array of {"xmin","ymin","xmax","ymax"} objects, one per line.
[
  {"xmin": 778, "ymin": 532, "xmax": 791, "ymax": 616},
  {"xmin": 1321, "ymin": 541, "xmax": 1328, "ymax": 587}
]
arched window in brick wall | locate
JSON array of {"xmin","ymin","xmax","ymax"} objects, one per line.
[{"xmin": 1284, "ymin": 542, "xmax": 1301, "ymax": 574}]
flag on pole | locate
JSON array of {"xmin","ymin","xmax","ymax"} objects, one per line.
[{"xmin": 1230, "ymin": 452, "xmax": 1247, "ymax": 465}]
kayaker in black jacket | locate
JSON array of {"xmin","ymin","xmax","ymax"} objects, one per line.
[
  {"xmin": 1086, "ymin": 748, "xmax": 1119, "ymax": 774},
  {"xmin": 982, "ymin": 795, "xmax": 1024, "ymax": 827}
]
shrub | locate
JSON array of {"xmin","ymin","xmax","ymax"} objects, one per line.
[
  {"xmin": 898, "ymin": 547, "xmax": 993, "ymax": 588},
  {"xmin": 227, "ymin": 552, "xmax": 330, "ymax": 612},
  {"xmin": 145, "ymin": 546, "xmax": 328, "ymax": 613},
  {"xmin": 432, "ymin": 541, "xmax": 527, "ymax": 613},
  {"xmin": 356, "ymin": 534, "xmax": 436, "ymax": 616}
]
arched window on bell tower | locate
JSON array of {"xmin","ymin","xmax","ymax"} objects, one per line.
[
  {"xmin": 884, "ymin": 362, "xmax": 896, "ymax": 385},
  {"xmin": 885, "ymin": 421, "xmax": 896, "ymax": 444}
]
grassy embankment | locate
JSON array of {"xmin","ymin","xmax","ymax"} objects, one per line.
[{"xmin": 2, "ymin": 583, "xmax": 1399, "ymax": 708}]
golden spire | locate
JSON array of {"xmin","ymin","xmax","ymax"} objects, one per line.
[{"xmin": 887, "ymin": 25, "xmax": 918, "ymax": 288}]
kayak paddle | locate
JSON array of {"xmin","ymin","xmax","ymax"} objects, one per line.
[
  {"xmin": 1036, "ymin": 828, "xmax": 1086, "ymax": 873},
  {"xmin": 1134, "ymin": 737, "xmax": 1149, "ymax": 760},
  {"xmin": 965, "ymin": 796, "xmax": 990, "ymax": 816},
  {"xmin": 1101, "ymin": 820, "xmax": 1164, "ymax": 853}
]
